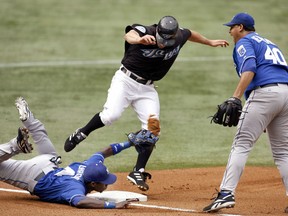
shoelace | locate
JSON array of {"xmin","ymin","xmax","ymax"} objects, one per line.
[
  {"xmin": 142, "ymin": 172, "xmax": 152, "ymax": 181},
  {"xmin": 210, "ymin": 188, "xmax": 220, "ymax": 200}
]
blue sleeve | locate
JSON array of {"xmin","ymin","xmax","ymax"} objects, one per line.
[
  {"xmin": 70, "ymin": 194, "xmax": 86, "ymax": 206},
  {"xmin": 241, "ymin": 58, "xmax": 257, "ymax": 73},
  {"xmin": 234, "ymin": 37, "xmax": 256, "ymax": 75},
  {"xmin": 62, "ymin": 186, "xmax": 86, "ymax": 206}
]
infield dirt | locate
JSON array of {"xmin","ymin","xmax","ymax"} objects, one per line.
[{"xmin": 0, "ymin": 166, "xmax": 287, "ymax": 216}]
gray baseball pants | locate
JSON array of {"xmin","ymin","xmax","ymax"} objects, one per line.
[
  {"xmin": 220, "ymin": 84, "xmax": 288, "ymax": 195},
  {"xmin": 0, "ymin": 112, "xmax": 59, "ymax": 193}
]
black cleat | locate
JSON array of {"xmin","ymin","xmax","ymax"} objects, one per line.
[
  {"xmin": 17, "ymin": 127, "xmax": 33, "ymax": 153},
  {"xmin": 203, "ymin": 191, "xmax": 235, "ymax": 213},
  {"xmin": 15, "ymin": 97, "xmax": 30, "ymax": 121},
  {"xmin": 127, "ymin": 171, "xmax": 152, "ymax": 191},
  {"xmin": 64, "ymin": 129, "xmax": 86, "ymax": 152}
]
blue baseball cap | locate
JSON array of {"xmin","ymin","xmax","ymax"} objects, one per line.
[
  {"xmin": 224, "ymin": 13, "xmax": 255, "ymax": 28},
  {"xmin": 83, "ymin": 163, "xmax": 117, "ymax": 184}
]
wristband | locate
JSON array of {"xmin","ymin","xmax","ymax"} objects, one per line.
[
  {"xmin": 104, "ymin": 201, "xmax": 116, "ymax": 209},
  {"xmin": 110, "ymin": 141, "xmax": 131, "ymax": 155}
]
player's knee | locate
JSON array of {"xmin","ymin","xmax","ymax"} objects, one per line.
[{"xmin": 100, "ymin": 110, "xmax": 122, "ymax": 126}]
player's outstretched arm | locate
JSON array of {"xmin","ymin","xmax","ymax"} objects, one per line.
[
  {"xmin": 101, "ymin": 141, "xmax": 132, "ymax": 158},
  {"xmin": 75, "ymin": 196, "xmax": 130, "ymax": 209},
  {"xmin": 188, "ymin": 30, "xmax": 229, "ymax": 47},
  {"xmin": 98, "ymin": 115, "xmax": 161, "ymax": 159}
]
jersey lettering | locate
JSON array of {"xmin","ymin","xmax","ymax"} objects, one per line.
[
  {"xmin": 72, "ymin": 165, "xmax": 86, "ymax": 180},
  {"xmin": 264, "ymin": 46, "xmax": 287, "ymax": 66},
  {"xmin": 141, "ymin": 45, "xmax": 180, "ymax": 60},
  {"xmin": 251, "ymin": 35, "xmax": 275, "ymax": 45},
  {"xmin": 142, "ymin": 49, "xmax": 165, "ymax": 58},
  {"xmin": 164, "ymin": 46, "xmax": 180, "ymax": 60}
]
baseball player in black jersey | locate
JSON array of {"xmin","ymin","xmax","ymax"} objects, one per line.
[{"xmin": 64, "ymin": 16, "xmax": 229, "ymax": 191}]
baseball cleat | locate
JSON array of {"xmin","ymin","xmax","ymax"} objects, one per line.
[
  {"xmin": 64, "ymin": 129, "xmax": 87, "ymax": 152},
  {"xmin": 127, "ymin": 171, "xmax": 152, "ymax": 191},
  {"xmin": 17, "ymin": 127, "xmax": 33, "ymax": 153},
  {"xmin": 15, "ymin": 97, "xmax": 30, "ymax": 121},
  {"xmin": 203, "ymin": 191, "xmax": 235, "ymax": 213}
]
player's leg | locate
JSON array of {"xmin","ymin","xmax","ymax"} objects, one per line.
[
  {"xmin": 204, "ymin": 91, "xmax": 272, "ymax": 212},
  {"xmin": 268, "ymin": 120, "xmax": 288, "ymax": 194},
  {"xmin": 0, "ymin": 140, "xmax": 20, "ymax": 163},
  {"xmin": 220, "ymin": 89, "xmax": 281, "ymax": 192},
  {"xmin": 132, "ymin": 85, "xmax": 160, "ymax": 169},
  {"xmin": 127, "ymin": 84, "xmax": 160, "ymax": 191},
  {"xmin": 0, "ymin": 127, "xmax": 56, "ymax": 193},
  {"xmin": 15, "ymin": 97, "xmax": 57, "ymax": 156},
  {"xmin": 64, "ymin": 69, "xmax": 134, "ymax": 152},
  {"xmin": 0, "ymin": 154, "xmax": 58, "ymax": 193},
  {"xmin": 130, "ymin": 83, "xmax": 160, "ymax": 131},
  {"xmin": 0, "ymin": 128, "xmax": 32, "ymax": 163},
  {"xmin": 99, "ymin": 70, "xmax": 133, "ymax": 126},
  {"xmin": 267, "ymin": 89, "xmax": 288, "ymax": 196},
  {"xmin": 0, "ymin": 98, "xmax": 59, "ymax": 193}
]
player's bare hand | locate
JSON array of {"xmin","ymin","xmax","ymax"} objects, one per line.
[
  {"xmin": 139, "ymin": 35, "xmax": 156, "ymax": 45},
  {"xmin": 209, "ymin": 40, "xmax": 229, "ymax": 47},
  {"xmin": 115, "ymin": 200, "xmax": 129, "ymax": 208},
  {"xmin": 116, "ymin": 198, "xmax": 139, "ymax": 208}
]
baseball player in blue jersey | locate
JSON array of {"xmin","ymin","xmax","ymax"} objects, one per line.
[
  {"xmin": 64, "ymin": 15, "xmax": 229, "ymax": 191},
  {"xmin": 203, "ymin": 13, "xmax": 288, "ymax": 213},
  {"xmin": 0, "ymin": 97, "xmax": 136, "ymax": 209}
]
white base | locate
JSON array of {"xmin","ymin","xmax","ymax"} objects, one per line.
[{"xmin": 87, "ymin": 190, "xmax": 147, "ymax": 202}]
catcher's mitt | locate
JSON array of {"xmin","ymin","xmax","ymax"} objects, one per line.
[
  {"xmin": 127, "ymin": 129, "xmax": 159, "ymax": 153},
  {"xmin": 211, "ymin": 97, "xmax": 242, "ymax": 127},
  {"xmin": 147, "ymin": 114, "xmax": 160, "ymax": 136}
]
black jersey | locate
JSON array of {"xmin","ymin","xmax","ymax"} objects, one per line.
[{"xmin": 121, "ymin": 24, "xmax": 191, "ymax": 81}]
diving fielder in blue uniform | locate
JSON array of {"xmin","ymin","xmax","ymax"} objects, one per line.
[
  {"xmin": 204, "ymin": 12, "xmax": 288, "ymax": 213},
  {"xmin": 0, "ymin": 97, "xmax": 134, "ymax": 209}
]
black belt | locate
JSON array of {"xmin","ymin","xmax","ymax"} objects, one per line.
[
  {"xmin": 121, "ymin": 67, "xmax": 153, "ymax": 85},
  {"xmin": 256, "ymin": 83, "xmax": 288, "ymax": 89},
  {"xmin": 34, "ymin": 172, "xmax": 46, "ymax": 181}
]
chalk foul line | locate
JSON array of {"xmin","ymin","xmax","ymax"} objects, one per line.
[{"xmin": 0, "ymin": 187, "xmax": 241, "ymax": 216}]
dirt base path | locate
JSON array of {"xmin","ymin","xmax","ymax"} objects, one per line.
[{"xmin": 0, "ymin": 166, "xmax": 287, "ymax": 216}]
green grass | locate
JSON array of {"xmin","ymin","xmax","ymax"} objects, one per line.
[{"xmin": 0, "ymin": 0, "xmax": 287, "ymax": 172}]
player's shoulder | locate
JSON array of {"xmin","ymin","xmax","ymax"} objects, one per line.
[
  {"xmin": 236, "ymin": 33, "xmax": 255, "ymax": 47},
  {"xmin": 179, "ymin": 27, "xmax": 190, "ymax": 32},
  {"xmin": 132, "ymin": 24, "xmax": 147, "ymax": 33},
  {"xmin": 180, "ymin": 27, "xmax": 191, "ymax": 36},
  {"xmin": 126, "ymin": 23, "xmax": 156, "ymax": 35}
]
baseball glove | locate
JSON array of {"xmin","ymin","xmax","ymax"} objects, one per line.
[
  {"xmin": 147, "ymin": 114, "xmax": 160, "ymax": 136},
  {"xmin": 211, "ymin": 97, "xmax": 242, "ymax": 127},
  {"xmin": 127, "ymin": 129, "xmax": 159, "ymax": 153}
]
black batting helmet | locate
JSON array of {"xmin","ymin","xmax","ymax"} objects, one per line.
[{"xmin": 156, "ymin": 16, "xmax": 179, "ymax": 47}]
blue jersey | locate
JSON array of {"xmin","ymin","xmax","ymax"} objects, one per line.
[
  {"xmin": 232, "ymin": 32, "xmax": 288, "ymax": 99},
  {"xmin": 33, "ymin": 152, "xmax": 105, "ymax": 206}
]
